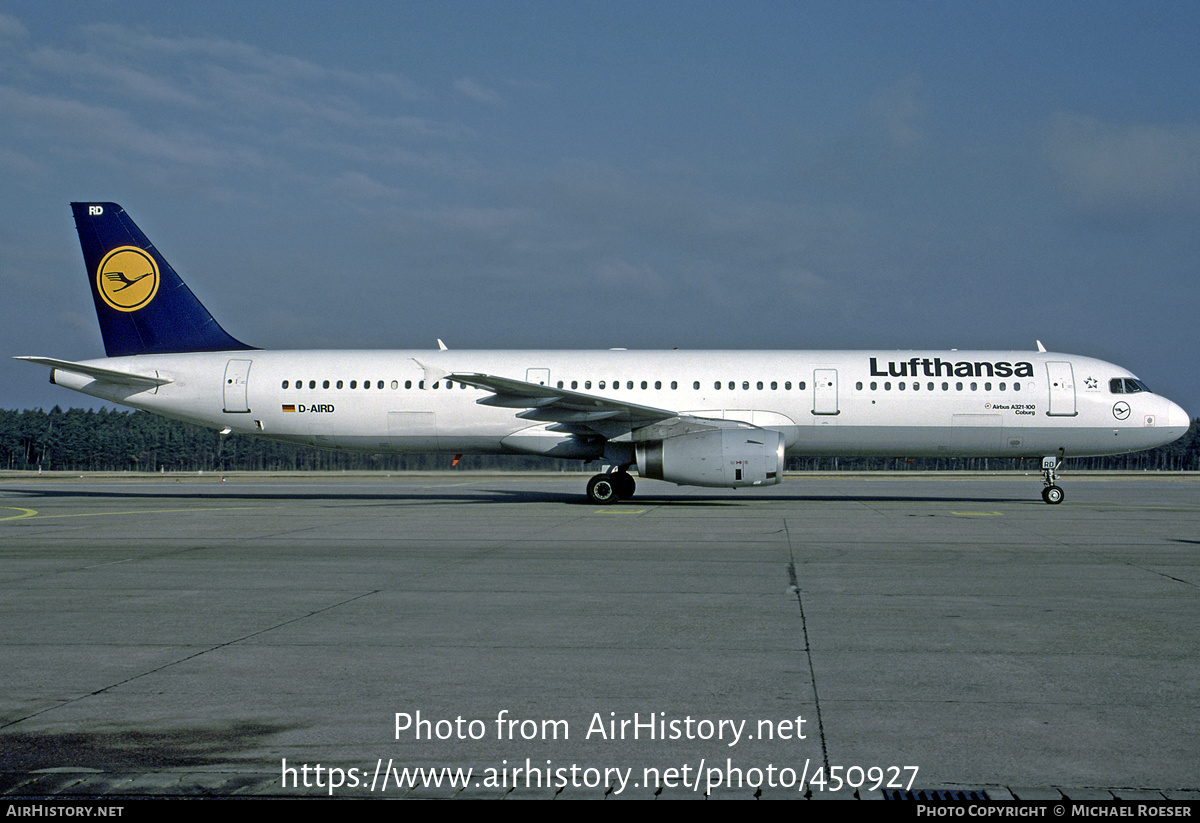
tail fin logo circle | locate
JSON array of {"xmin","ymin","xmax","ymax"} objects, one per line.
[{"xmin": 97, "ymin": 246, "xmax": 160, "ymax": 312}]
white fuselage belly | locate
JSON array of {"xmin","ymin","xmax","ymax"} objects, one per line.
[{"xmin": 51, "ymin": 349, "xmax": 1189, "ymax": 461}]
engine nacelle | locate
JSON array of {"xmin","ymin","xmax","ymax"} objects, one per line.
[{"xmin": 636, "ymin": 428, "xmax": 785, "ymax": 488}]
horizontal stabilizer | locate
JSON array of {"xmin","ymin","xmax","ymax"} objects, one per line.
[{"xmin": 14, "ymin": 357, "xmax": 173, "ymax": 387}]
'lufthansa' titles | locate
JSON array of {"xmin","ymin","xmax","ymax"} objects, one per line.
[{"xmin": 869, "ymin": 357, "xmax": 1034, "ymax": 379}]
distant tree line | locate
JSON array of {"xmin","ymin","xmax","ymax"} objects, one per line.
[{"xmin": 2, "ymin": 407, "xmax": 1197, "ymax": 473}]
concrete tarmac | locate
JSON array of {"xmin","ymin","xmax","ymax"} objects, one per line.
[{"xmin": 1, "ymin": 471, "xmax": 1197, "ymax": 800}]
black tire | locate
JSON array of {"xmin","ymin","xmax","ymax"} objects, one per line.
[
  {"xmin": 613, "ymin": 472, "xmax": 636, "ymax": 500},
  {"xmin": 587, "ymin": 474, "xmax": 619, "ymax": 504},
  {"xmin": 1042, "ymin": 485, "xmax": 1064, "ymax": 504}
]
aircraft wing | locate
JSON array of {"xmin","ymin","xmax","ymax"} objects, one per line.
[
  {"xmin": 446, "ymin": 371, "xmax": 758, "ymax": 442},
  {"xmin": 15, "ymin": 357, "xmax": 174, "ymax": 387},
  {"xmin": 449, "ymin": 372, "xmax": 675, "ymax": 421}
]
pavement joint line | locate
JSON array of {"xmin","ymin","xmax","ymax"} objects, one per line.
[
  {"xmin": 0, "ymin": 588, "xmax": 383, "ymax": 732},
  {"xmin": 782, "ymin": 517, "xmax": 831, "ymax": 779}
]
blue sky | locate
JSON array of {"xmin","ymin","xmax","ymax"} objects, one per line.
[{"xmin": 2, "ymin": 1, "xmax": 1198, "ymax": 415}]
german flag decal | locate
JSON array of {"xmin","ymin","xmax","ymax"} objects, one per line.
[{"xmin": 282, "ymin": 404, "xmax": 296, "ymax": 412}]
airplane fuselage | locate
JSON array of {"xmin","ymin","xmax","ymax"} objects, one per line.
[{"xmin": 47, "ymin": 348, "xmax": 1190, "ymax": 463}]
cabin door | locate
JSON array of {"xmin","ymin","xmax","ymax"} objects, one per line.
[
  {"xmin": 1046, "ymin": 361, "xmax": 1077, "ymax": 417},
  {"xmin": 813, "ymin": 369, "xmax": 839, "ymax": 416},
  {"xmin": 223, "ymin": 359, "xmax": 252, "ymax": 413}
]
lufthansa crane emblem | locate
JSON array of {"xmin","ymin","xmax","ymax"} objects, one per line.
[{"xmin": 96, "ymin": 246, "xmax": 160, "ymax": 312}]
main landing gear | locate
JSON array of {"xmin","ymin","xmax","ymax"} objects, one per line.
[
  {"xmin": 586, "ymin": 468, "xmax": 636, "ymax": 504},
  {"xmin": 1040, "ymin": 455, "xmax": 1064, "ymax": 504}
]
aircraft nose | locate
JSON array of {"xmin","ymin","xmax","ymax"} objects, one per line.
[{"xmin": 1166, "ymin": 398, "xmax": 1191, "ymax": 435}]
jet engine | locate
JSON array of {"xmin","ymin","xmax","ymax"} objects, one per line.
[{"xmin": 635, "ymin": 428, "xmax": 785, "ymax": 488}]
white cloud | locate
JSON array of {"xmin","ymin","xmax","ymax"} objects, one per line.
[
  {"xmin": 329, "ymin": 171, "xmax": 409, "ymax": 202},
  {"xmin": 0, "ymin": 84, "xmax": 261, "ymax": 169},
  {"xmin": 0, "ymin": 13, "xmax": 28, "ymax": 40},
  {"xmin": 1, "ymin": 20, "xmax": 479, "ymax": 195},
  {"xmin": 864, "ymin": 74, "xmax": 925, "ymax": 148},
  {"xmin": 1044, "ymin": 113, "xmax": 1200, "ymax": 210},
  {"xmin": 589, "ymin": 258, "xmax": 669, "ymax": 298},
  {"xmin": 454, "ymin": 77, "xmax": 504, "ymax": 106}
]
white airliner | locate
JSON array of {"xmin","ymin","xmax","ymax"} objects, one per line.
[{"xmin": 17, "ymin": 203, "xmax": 1191, "ymax": 504}]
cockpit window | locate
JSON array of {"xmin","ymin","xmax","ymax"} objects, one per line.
[{"xmin": 1110, "ymin": 378, "xmax": 1151, "ymax": 394}]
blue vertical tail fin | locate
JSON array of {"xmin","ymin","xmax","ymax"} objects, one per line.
[{"xmin": 72, "ymin": 202, "xmax": 253, "ymax": 357}]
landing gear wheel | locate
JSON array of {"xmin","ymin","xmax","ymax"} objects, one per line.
[
  {"xmin": 613, "ymin": 472, "xmax": 636, "ymax": 500},
  {"xmin": 587, "ymin": 474, "xmax": 620, "ymax": 505},
  {"xmin": 1040, "ymin": 455, "xmax": 1065, "ymax": 505}
]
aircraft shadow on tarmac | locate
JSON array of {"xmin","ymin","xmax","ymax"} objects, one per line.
[{"xmin": 2, "ymin": 485, "xmax": 1029, "ymax": 506}]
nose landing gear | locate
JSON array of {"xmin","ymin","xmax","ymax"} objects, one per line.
[{"xmin": 1041, "ymin": 455, "xmax": 1065, "ymax": 504}]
